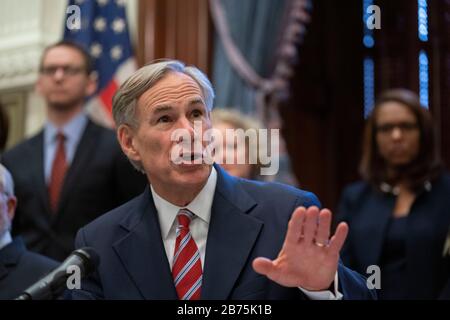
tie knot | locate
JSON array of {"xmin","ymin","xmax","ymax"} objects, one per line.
[
  {"xmin": 56, "ymin": 132, "xmax": 66, "ymax": 143},
  {"xmin": 177, "ymin": 209, "xmax": 195, "ymax": 228}
]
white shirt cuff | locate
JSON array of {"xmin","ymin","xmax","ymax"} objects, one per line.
[{"xmin": 299, "ymin": 272, "xmax": 343, "ymax": 300}]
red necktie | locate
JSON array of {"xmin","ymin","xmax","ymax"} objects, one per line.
[
  {"xmin": 49, "ymin": 132, "xmax": 68, "ymax": 213},
  {"xmin": 172, "ymin": 209, "xmax": 202, "ymax": 300}
]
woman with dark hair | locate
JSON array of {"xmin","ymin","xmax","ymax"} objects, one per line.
[
  {"xmin": 337, "ymin": 88, "xmax": 450, "ymax": 299},
  {"xmin": 0, "ymin": 103, "xmax": 9, "ymax": 153}
]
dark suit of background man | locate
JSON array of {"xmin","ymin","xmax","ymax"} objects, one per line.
[
  {"xmin": 71, "ymin": 60, "xmax": 375, "ymax": 300},
  {"xmin": 0, "ymin": 164, "xmax": 58, "ymax": 300},
  {"xmin": 0, "ymin": 102, "xmax": 9, "ymax": 153},
  {"xmin": 1, "ymin": 41, "xmax": 147, "ymax": 261}
]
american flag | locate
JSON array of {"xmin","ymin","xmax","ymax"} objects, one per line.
[{"xmin": 64, "ymin": 0, "xmax": 136, "ymax": 127}]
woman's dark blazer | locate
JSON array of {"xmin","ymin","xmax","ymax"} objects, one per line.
[{"xmin": 337, "ymin": 173, "xmax": 450, "ymax": 299}]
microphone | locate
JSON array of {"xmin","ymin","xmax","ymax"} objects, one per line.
[{"xmin": 15, "ymin": 247, "xmax": 100, "ymax": 300}]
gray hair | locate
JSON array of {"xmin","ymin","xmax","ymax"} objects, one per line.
[
  {"xmin": 112, "ymin": 60, "xmax": 215, "ymax": 172},
  {"xmin": 112, "ymin": 60, "xmax": 215, "ymax": 128},
  {"xmin": 0, "ymin": 164, "xmax": 14, "ymax": 197},
  {"xmin": 0, "ymin": 164, "xmax": 14, "ymax": 234}
]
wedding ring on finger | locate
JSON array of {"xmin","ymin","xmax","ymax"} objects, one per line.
[{"xmin": 314, "ymin": 241, "xmax": 327, "ymax": 247}]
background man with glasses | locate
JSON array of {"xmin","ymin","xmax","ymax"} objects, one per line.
[{"xmin": 1, "ymin": 41, "xmax": 146, "ymax": 261}]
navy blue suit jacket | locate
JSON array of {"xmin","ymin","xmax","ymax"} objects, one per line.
[
  {"xmin": 0, "ymin": 237, "xmax": 58, "ymax": 300},
  {"xmin": 72, "ymin": 165, "xmax": 374, "ymax": 300},
  {"xmin": 337, "ymin": 173, "xmax": 450, "ymax": 299}
]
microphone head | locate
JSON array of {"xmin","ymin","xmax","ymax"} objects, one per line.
[
  {"xmin": 73, "ymin": 247, "xmax": 100, "ymax": 274},
  {"xmin": 14, "ymin": 247, "xmax": 101, "ymax": 300}
]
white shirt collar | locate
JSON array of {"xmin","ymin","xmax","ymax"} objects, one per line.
[
  {"xmin": 44, "ymin": 111, "xmax": 88, "ymax": 145},
  {"xmin": 151, "ymin": 166, "xmax": 217, "ymax": 239},
  {"xmin": 0, "ymin": 230, "xmax": 12, "ymax": 251}
]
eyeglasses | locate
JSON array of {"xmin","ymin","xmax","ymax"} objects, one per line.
[
  {"xmin": 40, "ymin": 65, "xmax": 86, "ymax": 77},
  {"xmin": 376, "ymin": 122, "xmax": 419, "ymax": 134}
]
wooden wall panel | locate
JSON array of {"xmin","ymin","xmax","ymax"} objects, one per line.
[{"xmin": 137, "ymin": 0, "xmax": 212, "ymax": 75}]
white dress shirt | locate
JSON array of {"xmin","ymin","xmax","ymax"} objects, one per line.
[
  {"xmin": 0, "ymin": 230, "xmax": 12, "ymax": 251},
  {"xmin": 151, "ymin": 167, "xmax": 217, "ymax": 269},
  {"xmin": 150, "ymin": 166, "xmax": 342, "ymax": 299},
  {"xmin": 43, "ymin": 112, "xmax": 88, "ymax": 184}
]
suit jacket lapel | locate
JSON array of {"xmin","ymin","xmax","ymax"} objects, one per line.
[
  {"xmin": 56, "ymin": 120, "xmax": 98, "ymax": 219},
  {"xmin": 112, "ymin": 188, "xmax": 178, "ymax": 299},
  {"xmin": 0, "ymin": 238, "xmax": 26, "ymax": 280},
  {"xmin": 355, "ymin": 192, "xmax": 394, "ymax": 267},
  {"xmin": 201, "ymin": 166, "xmax": 261, "ymax": 299},
  {"xmin": 29, "ymin": 132, "xmax": 52, "ymax": 218}
]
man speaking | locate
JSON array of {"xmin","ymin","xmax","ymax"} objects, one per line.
[{"xmin": 71, "ymin": 60, "xmax": 375, "ymax": 300}]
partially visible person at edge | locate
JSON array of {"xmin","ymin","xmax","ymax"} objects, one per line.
[
  {"xmin": 0, "ymin": 164, "xmax": 58, "ymax": 300},
  {"xmin": 337, "ymin": 88, "xmax": 450, "ymax": 299}
]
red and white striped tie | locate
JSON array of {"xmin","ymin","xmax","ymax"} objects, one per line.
[{"xmin": 172, "ymin": 209, "xmax": 202, "ymax": 300}]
